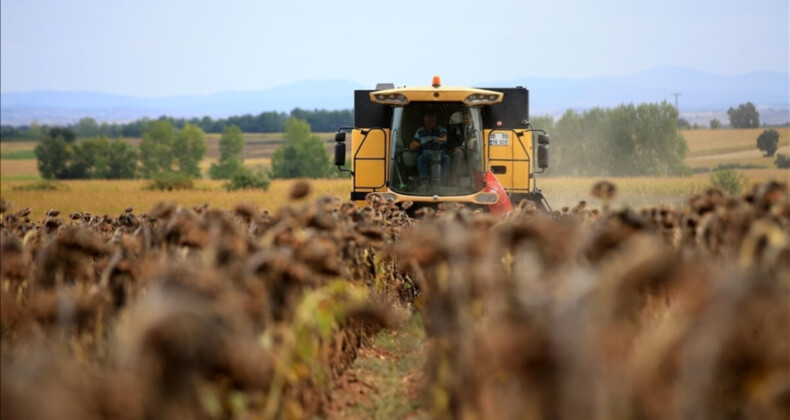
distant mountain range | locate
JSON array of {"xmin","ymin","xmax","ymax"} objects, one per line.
[{"xmin": 1, "ymin": 67, "xmax": 788, "ymax": 126}]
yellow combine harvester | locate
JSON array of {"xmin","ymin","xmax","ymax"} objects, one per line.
[{"xmin": 334, "ymin": 76, "xmax": 551, "ymax": 212}]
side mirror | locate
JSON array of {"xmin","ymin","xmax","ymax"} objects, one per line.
[
  {"xmin": 335, "ymin": 132, "xmax": 346, "ymax": 143},
  {"xmin": 537, "ymin": 144, "xmax": 549, "ymax": 169},
  {"xmin": 334, "ymin": 141, "xmax": 346, "ymax": 166},
  {"xmin": 536, "ymin": 133, "xmax": 549, "ymax": 169}
]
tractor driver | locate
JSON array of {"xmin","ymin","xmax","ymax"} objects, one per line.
[{"xmin": 410, "ymin": 112, "xmax": 450, "ymax": 185}]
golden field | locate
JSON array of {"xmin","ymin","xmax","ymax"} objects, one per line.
[
  {"xmin": 0, "ymin": 159, "xmax": 40, "ymax": 180},
  {"xmin": 681, "ymin": 127, "xmax": 790, "ymax": 169},
  {"xmin": 1, "ymin": 127, "xmax": 788, "ymax": 214},
  {"xmin": 0, "ymin": 178, "xmax": 350, "ymax": 216},
  {"xmin": 681, "ymin": 127, "xmax": 790, "ymax": 156}
]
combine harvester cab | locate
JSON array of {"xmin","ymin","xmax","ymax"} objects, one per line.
[{"xmin": 334, "ymin": 76, "xmax": 551, "ymax": 213}]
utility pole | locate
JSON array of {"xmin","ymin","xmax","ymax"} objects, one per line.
[{"xmin": 671, "ymin": 92, "xmax": 681, "ymax": 112}]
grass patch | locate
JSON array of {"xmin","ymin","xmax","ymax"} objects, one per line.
[
  {"xmin": 144, "ymin": 173, "xmax": 196, "ymax": 191},
  {"xmin": 1, "ymin": 174, "xmax": 42, "ymax": 181},
  {"xmin": 373, "ymin": 313, "xmax": 425, "ymax": 353},
  {"xmin": 0, "ymin": 149, "xmax": 36, "ymax": 159},
  {"xmin": 12, "ymin": 180, "xmax": 69, "ymax": 191}
]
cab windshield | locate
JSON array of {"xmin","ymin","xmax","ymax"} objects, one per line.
[{"xmin": 389, "ymin": 103, "xmax": 485, "ymax": 196}]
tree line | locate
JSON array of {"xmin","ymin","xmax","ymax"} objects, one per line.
[
  {"xmin": 34, "ymin": 116, "xmax": 339, "ymax": 188},
  {"xmin": 20, "ymin": 100, "xmax": 779, "ymax": 182},
  {"xmin": 1, "ymin": 108, "xmax": 353, "ymax": 141},
  {"xmin": 37, "ymin": 102, "xmax": 689, "ymax": 181}
]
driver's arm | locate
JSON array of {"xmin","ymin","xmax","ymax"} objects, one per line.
[{"xmin": 411, "ymin": 129, "xmax": 422, "ymax": 150}]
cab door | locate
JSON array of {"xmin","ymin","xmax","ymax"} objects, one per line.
[
  {"xmin": 351, "ymin": 128, "xmax": 389, "ymax": 191},
  {"xmin": 486, "ymin": 129, "xmax": 531, "ymax": 193}
]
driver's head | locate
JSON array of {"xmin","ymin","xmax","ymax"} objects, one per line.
[{"xmin": 424, "ymin": 113, "xmax": 437, "ymax": 129}]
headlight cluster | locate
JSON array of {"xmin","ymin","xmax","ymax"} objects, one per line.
[
  {"xmin": 474, "ymin": 193, "xmax": 499, "ymax": 203},
  {"xmin": 368, "ymin": 192, "xmax": 398, "ymax": 202},
  {"xmin": 373, "ymin": 93, "xmax": 408, "ymax": 105},
  {"xmin": 464, "ymin": 93, "xmax": 501, "ymax": 105}
]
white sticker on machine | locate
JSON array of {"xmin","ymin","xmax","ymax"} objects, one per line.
[{"xmin": 489, "ymin": 132, "xmax": 509, "ymax": 146}]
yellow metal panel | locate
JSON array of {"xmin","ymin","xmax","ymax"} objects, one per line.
[
  {"xmin": 351, "ymin": 128, "xmax": 389, "ymax": 190},
  {"xmin": 485, "ymin": 129, "xmax": 532, "ymax": 192}
]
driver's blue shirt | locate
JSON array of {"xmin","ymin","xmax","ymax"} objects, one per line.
[{"xmin": 414, "ymin": 126, "xmax": 448, "ymax": 151}]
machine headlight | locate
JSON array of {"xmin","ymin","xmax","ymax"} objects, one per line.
[
  {"xmin": 368, "ymin": 192, "xmax": 397, "ymax": 202},
  {"xmin": 373, "ymin": 93, "xmax": 408, "ymax": 105},
  {"xmin": 378, "ymin": 192, "xmax": 397, "ymax": 202},
  {"xmin": 464, "ymin": 93, "xmax": 501, "ymax": 105},
  {"xmin": 475, "ymin": 193, "xmax": 499, "ymax": 203}
]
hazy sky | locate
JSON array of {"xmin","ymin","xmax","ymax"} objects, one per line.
[{"xmin": 1, "ymin": 0, "xmax": 788, "ymax": 97}]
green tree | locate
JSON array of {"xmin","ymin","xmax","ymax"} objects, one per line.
[
  {"xmin": 139, "ymin": 120, "xmax": 176, "ymax": 177},
  {"xmin": 709, "ymin": 118, "xmax": 722, "ymax": 129},
  {"xmin": 107, "ymin": 139, "xmax": 138, "ymax": 179},
  {"xmin": 27, "ymin": 121, "xmax": 44, "ymax": 141},
  {"xmin": 48, "ymin": 127, "xmax": 77, "ymax": 143},
  {"xmin": 710, "ymin": 169, "xmax": 747, "ymax": 196},
  {"xmin": 775, "ymin": 153, "xmax": 790, "ymax": 169},
  {"xmin": 605, "ymin": 104, "xmax": 639, "ymax": 175},
  {"xmin": 35, "ymin": 130, "xmax": 72, "ymax": 179},
  {"xmin": 218, "ymin": 124, "xmax": 243, "ymax": 157},
  {"xmin": 756, "ymin": 129, "xmax": 780, "ymax": 157},
  {"xmin": 602, "ymin": 103, "xmax": 689, "ymax": 176},
  {"xmin": 34, "ymin": 127, "xmax": 95, "ymax": 179},
  {"xmin": 627, "ymin": 102, "xmax": 688, "ymax": 176},
  {"xmin": 224, "ymin": 166, "xmax": 270, "ymax": 191},
  {"xmin": 270, "ymin": 117, "xmax": 333, "ymax": 179},
  {"xmin": 72, "ymin": 136, "xmax": 111, "ymax": 178},
  {"xmin": 76, "ymin": 117, "xmax": 100, "ymax": 138},
  {"xmin": 529, "ymin": 115, "xmax": 555, "ymax": 131},
  {"xmin": 209, "ymin": 125, "xmax": 245, "ymax": 179},
  {"xmin": 35, "ymin": 130, "xmax": 137, "ymax": 180},
  {"xmin": 549, "ymin": 102, "xmax": 688, "ymax": 177},
  {"xmin": 209, "ymin": 156, "xmax": 243, "ymax": 180},
  {"xmin": 727, "ymin": 102, "xmax": 760, "ymax": 128},
  {"xmin": 551, "ymin": 108, "xmax": 610, "ymax": 176},
  {"xmin": 172, "ymin": 123, "xmax": 207, "ymax": 178}
]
